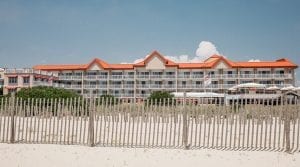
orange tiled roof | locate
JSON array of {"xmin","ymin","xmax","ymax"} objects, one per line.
[
  {"xmin": 110, "ymin": 64, "xmax": 134, "ymax": 69},
  {"xmin": 234, "ymin": 59, "xmax": 298, "ymax": 68},
  {"xmin": 134, "ymin": 50, "xmax": 178, "ymax": 67},
  {"xmin": 33, "ymin": 64, "xmax": 87, "ymax": 70},
  {"xmin": 33, "ymin": 51, "xmax": 298, "ymax": 71}
]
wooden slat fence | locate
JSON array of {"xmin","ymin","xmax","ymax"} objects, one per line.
[{"xmin": 0, "ymin": 96, "xmax": 299, "ymax": 152}]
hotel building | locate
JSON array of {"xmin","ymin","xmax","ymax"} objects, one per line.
[
  {"xmin": 2, "ymin": 51, "xmax": 298, "ymax": 98},
  {"xmin": 34, "ymin": 51, "xmax": 298, "ymax": 98},
  {"xmin": 2, "ymin": 68, "xmax": 58, "ymax": 95},
  {"xmin": 0, "ymin": 68, "xmax": 4, "ymax": 90}
]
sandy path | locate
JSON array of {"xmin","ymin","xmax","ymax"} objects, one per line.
[{"xmin": 0, "ymin": 143, "xmax": 299, "ymax": 167}]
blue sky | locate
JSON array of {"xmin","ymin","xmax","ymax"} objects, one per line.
[{"xmin": 0, "ymin": 0, "xmax": 299, "ymax": 82}]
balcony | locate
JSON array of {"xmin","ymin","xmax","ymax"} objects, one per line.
[
  {"xmin": 256, "ymin": 74, "xmax": 273, "ymax": 79},
  {"xmin": 164, "ymin": 85, "xmax": 176, "ymax": 89},
  {"xmin": 97, "ymin": 75, "xmax": 108, "ymax": 79},
  {"xmin": 5, "ymin": 69, "xmax": 57, "ymax": 77},
  {"xmin": 98, "ymin": 85, "xmax": 108, "ymax": 89},
  {"xmin": 164, "ymin": 75, "xmax": 176, "ymax": 79},
  {"xmin": 33, "ymin": 81, "xmax": 52, "ymax": 87},
  {"xmin": 84, "ymin": 75, "xmax": 97, "ymax": 80},
  {"xmin": 239, "ymin": 74, "xmax": 255, "ymax": 78},
  {"xmin": 123, "ymin": 84, "xmax": 134, "ymax": 88},
  {"xmin": 136, "ymin": 94, "xmax": 150, "ymax": 98},
  {"xmin": 137, "ymin": 84, "xmax": 149, "ymax": 89},
  {"xmin": 121, "ymin": 94, "xmax": 134, "ymax": 97},
  {"xmin": 150, "ymin": 84, "xmax": 163, "ymax": 88},
  {"xmin": 178, "ymin": 74, "xmax": 190, "ymax": 79},
  {"xmin": 110, "ymin": 75, "xmax": 123, "ymax": 80},
  {"xmin": 137, "ymin": 75, "xmax": 149, "ymax": 79},
  {"xmin": 192, "ymin": 75, "xmax": 204, "ymax": 79},
  {"xmin": 59, "ymin": 76, "xmax": 82, "ymax": 80},
  {"xmin": 193, "ymin": 84, "xmax": 203, "ymax": 88},
  {"xmin": 221, "ymin": 74, "xmax": 238, "ymax": 79},
  {"xmin": 178, "ymin": 84, "xmax": 191, "ymax": 89},
  {"xmin": 110, "ymin": 84, "xmax": 122, "ymax": 89},
  {"xmin": 123, "ymin": 75, "xmax": 134, "ymax": 79},
  {"xmin": 71, "ymin": 85, "xmax": 82, "ymax": 89},
  {"xmin": 150, "ymin": 75, "xmax": 163, "ymax": 79},
  {"xmin": 84, "ymin": 85, "xmax": 98, "ymax": 89}
]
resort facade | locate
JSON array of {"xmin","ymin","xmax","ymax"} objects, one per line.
[{"xmin": 2, "ymin": 51, "xmax": 298, "ymax": 98}]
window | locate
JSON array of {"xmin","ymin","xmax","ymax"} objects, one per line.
[
  {"xmin": 166, "ymin": 71, "xmax": 175, "ymax": 75},
  {"xmin": 9, "ymin": 77, "xmax": 18, "ymax": 84},
  {"xmin": 152, "ymin": 72, "xmax": 162, "ymax": 75},
  {"xmin": 184, "ymin": 72, "xmax": 190, "ymax": 75},
  {"xmin": 168, "ymin": 81, "xmax": 173, "ymax": 85},
  {"xmin": 195, "ymin": 81, "xmax": 202, "ymax": 85},
  {"xmin": 112, "ymin": 72, "xmax": 123, "ymax": 75},
  {"xmin": 23, "ymin": 77, "xmax": 30, "ymax": 84}
]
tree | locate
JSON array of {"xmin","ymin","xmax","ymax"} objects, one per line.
[
  {"xmin": 147, "ymin": 91, "xmax": 174, "ymax": 105},
  {"xmin": 15, "ymin": 86, "xmax": 80, "ymax": 99}
]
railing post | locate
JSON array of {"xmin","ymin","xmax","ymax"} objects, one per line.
[
  {"xmin": 88, "ymin": 97, "xmax": 95, "ymax": 147},
  {"xmin": 9, "ymin": 94, "xmax": 16, "ymax": 144},
  {"xmin": 182, "ymin": 92, "xmax": 189, "ymax": 149}
]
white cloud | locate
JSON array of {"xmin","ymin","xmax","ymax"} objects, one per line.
[
  {"xmin": 195, "ymin": 41, "xmax": 220, "ymax": 61},
  {"xmin": 166, "ymin": 55, "xmax": 202, "ymax": 63},
  {"xmin": 130, "ymin": 41, "xmax": 221, "ymax": 64},
  {"xmin": 248, "ymin": 59, "xmax": 260, "ymax": 62},
  {"xmin": 133, "ymin": 58, "xmax": 144, "ymax": 64}
]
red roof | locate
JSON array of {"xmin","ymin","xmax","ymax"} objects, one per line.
[
  {"xmin": 134, "ymin": 50, "xmax": 178, "ymax": 67},
  {"xmin": 33, "ymin": 51, "xmax": 298, "ymax": 71}
]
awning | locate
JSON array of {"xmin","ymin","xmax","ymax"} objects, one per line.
[
  {"xmin": 172, "ymin": 92, "xmax": 225, "ymax": 98},
  {"xmin": 266, "ymin": 86, "xmax": 280, "ymax": 90},
  {"xmin": 281, "ymin": 85, "xmax": 295, "ymax": 91},
  {"xmin": 235, "ymin": 83, "xmax": 266, "ymax": 89}
]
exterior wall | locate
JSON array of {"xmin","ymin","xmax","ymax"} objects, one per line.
[{"xmin": 145, "ymin": 57, "xmax": 166, "ymax": 70}]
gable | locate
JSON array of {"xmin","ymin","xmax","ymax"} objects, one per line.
[
  {"xmin": 214, "ymin": 61, "xmax": 229, "ymax": 69},
  {"xmin": 145, "ymin": 56, "xmax": 166, "ymax": 70},
  {"xmin": 88, "ymin": 63, "xmax": 103, "ymax": 71}
]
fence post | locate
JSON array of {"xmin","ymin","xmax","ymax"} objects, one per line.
[
  {"xmin": 9, "ymin": 94, "xmax": 16, "ymax": 144},
  {"xmin": 283, "ymin": 96, "xmax": 291, "ymax": 153},
  {"xmin": 182, "ymin": 92, "xmax": 189, "ymax": 149},
  {"xmin": 88, "ymin": 97, "xmax": 95, "ymax": 147}
]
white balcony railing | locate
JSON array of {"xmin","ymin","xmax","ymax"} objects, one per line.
[
  {"xmin": 123, "ymin": 84, "xmax": 134, "ymax": 88},
  {"xmin": 111, "ymin": 75, "xmax": 123, "ymax": 79},
  {"xmin": 178, "ymin": 74, "xmax": 190, "ymax": 79},
  {"xmin": 5, "ymin": 68, "xmax": 58, "ymax": 77},
  {"xmin": 84, "ymin": 75, "xmax": 97, "ymax": 80},
  {"xmin": 84, "ymin": 85, "xmax": 97, "ymax": 89},
  {"xmin": 137, "ymin": 84, "xmax": 149, "ymax": 88},
  {"xmin": 110, "ymin": 84, "xmax": 122, "ymax": 88},
  {"xmin": 137, "ymin": 75, "xmax": 149, "ymax": 79}
]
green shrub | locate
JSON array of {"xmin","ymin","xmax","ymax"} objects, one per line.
[
  {"xmin": 15, "ymin": 86, "xmax": 80, "ymax": 99},
  {"xmin": 147, "ymin": 91, "xmax": 174, "ymax": 105}
]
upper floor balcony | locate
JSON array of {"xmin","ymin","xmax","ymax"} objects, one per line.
[
  {"xmin": 5, "ymin": 68, "xmax": 58, "ymax": 77},
  {"xmin": 59, "ymin": 76, "xmax": 82, "ymax": 80},
  {"xmin": 32, "ymin": 81, "xmax": 53, "ymax": 87}
]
